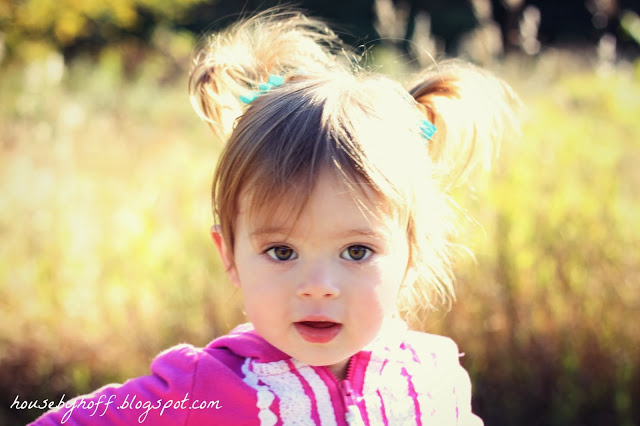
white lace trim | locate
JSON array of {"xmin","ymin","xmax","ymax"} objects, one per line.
[
  {"xmin": 252, "ymin": 360, "xmax": 315, "ymax": 426},
  {"xmin": 252, "ymin": 359, "xmax": 293, "ymax": 376},
  {"xmin": 291, "ymin": 359, "xmax": 338, "ymax": 426},
  {"xmin": 362, "ymin": 357, "xmax": 385, "ymax": 425},
  {"xmin": 242, "ymin": 358, "xmax": 277, "ymax": 426}
]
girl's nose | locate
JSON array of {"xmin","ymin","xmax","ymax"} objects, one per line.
[{"xmin": 296, "ymin": 263, "xmax": 340, "ymax": 299}]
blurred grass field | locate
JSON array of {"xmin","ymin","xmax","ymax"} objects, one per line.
[{"xmin": 1, "ymin": 48, "xmax": 639, "ymax": 425}]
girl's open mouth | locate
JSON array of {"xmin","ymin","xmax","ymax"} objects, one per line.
[{"xmin": 294, "ymin": 321, "xmax": 342, "ymax": 343}]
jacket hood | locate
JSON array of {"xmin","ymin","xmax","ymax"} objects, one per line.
[{"xmin": 207, "ymin": 323, "xmax": 291, "ymax": 362}]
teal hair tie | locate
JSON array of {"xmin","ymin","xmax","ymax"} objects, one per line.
[
  {"xmin": 239, "ymin": 74, "xmax": 285, "ymax": 104},
  {"xmin": 419, "ymin": 119, "xmax": 437, "ymax": 141}
]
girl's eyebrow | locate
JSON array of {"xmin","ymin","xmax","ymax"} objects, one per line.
[
  {"xmin": 249, "ymin": 226, "xmax": 291, "ymax": 240},
  {"xmin": 249, "ymin": 226, "xmax": 386, "ymax": 240},
  {"xmin": 337, "ymin": 228, "xmax": 386, "ymax": 240}
]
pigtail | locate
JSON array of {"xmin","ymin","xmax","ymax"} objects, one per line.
[
  {"xmin": 189, "ymin": 9, "xmax": 352, "ymax": 142},
  {"xmin": 408, "ymin": 61, "xmax": 520, "ymax": 189}
]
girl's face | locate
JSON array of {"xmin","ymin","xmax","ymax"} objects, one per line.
[{"xmin": 213, "ymin": 172, "xmax": 410, "ymax": 380}]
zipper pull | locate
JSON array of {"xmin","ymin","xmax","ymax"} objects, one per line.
[{"xmin": 340, "ymin": 379, "xmax": 365, "ymax": 426}]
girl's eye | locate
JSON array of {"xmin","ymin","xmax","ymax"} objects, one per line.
[
  {"xmin": 265, "ymin": 246, "xmax": 297, "ymax": 261},
  {"xmin": 341, "ymin": 245, "xmax": 372, "ymax": 261}
]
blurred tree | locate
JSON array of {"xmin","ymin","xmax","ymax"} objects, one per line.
[
  {"xmin": 406, "ymin": 0, "xmax": 479, "ymax": 51},
  {"xmin": 0, "ymin": 0, "xmax": 209, "ymax": 60},
  {"xmin": 3, "ymin": 0, "xmax": 639, "ymax": 65},
  {"xmin": 180, "ymin": 0, "xmax": 378, "ymax": 49},
  {"xmin": 490, "ymin": 0, "xmax": 640, "ymax": 54}
]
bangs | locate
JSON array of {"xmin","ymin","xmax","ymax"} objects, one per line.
[{"xmin": 240, "ymin": 98, "xmax": 382, "ymax": 240}]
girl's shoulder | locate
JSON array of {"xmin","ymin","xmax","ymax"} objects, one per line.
[
  {"xmin": 366, "ymin": 329, "xmax": 483, "ymax": 425},
  {"xmin": 29, "ymin": 343, "xmax": 221, "ymax": 426},
  {"xmin": 403, "ymin": 330, "xmax": 461, "ymax": 361},
  {"xmin": 30, "ymin": 327, "xmax": 272, "ymax": 425},
  {"xmin": 382, "ymin": 329, "xmax": 465, "ymax": 375},
  {"xmin": 375, "ymin": 320, "xmax": 462, "ymax": 366}
]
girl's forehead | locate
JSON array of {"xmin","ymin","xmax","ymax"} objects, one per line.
[{"xmin": 236, "ymin": 172, "xmax": 402, "ymax": 236}]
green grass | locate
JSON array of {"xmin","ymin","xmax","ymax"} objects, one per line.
[{"xmin": 1, "ymin": 50, "xmax": 639, "ymax": 425}]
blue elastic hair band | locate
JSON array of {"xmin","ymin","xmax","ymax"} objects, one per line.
[
  {"xmin": 239, "ymin": 74, "xmax": 285, "ymax": 104},
  {"xmin": 419, "ymin": 119, "xmax": 437, "ymax": 141},
  {"xmin": 240, "ymin": 75, "xmax": 437, "ymax": 144}
]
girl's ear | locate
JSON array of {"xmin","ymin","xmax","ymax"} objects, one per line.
[{"xmin": 210, "ymin": 225, "xmax": 241, "ymax": 287}]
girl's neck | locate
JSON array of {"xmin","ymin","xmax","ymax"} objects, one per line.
[{"xmin": 327, "ymin": 356, "xmax": 350, "ymax": 381}]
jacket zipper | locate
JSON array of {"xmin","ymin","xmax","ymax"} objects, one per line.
[
  {"xmin": 326, "ymin": 356, "xmax": 365, "ymax": 426},
  {"xmin": 340, "ymin": 379, "xmax": 365, "ymax": 426}
]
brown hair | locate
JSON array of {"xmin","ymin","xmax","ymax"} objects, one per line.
[{"xmin": 189, "ymin": 9, "xmax": 519, "ymax": 312}]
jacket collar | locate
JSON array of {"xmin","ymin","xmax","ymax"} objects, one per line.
[{"xmin": 208, "ymin": 319, "xmax": 409, "ymax": 366}]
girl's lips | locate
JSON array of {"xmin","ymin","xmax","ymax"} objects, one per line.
[{"xmin": 294, "ymin": 321, "xmax": 342, "ymax": 344}]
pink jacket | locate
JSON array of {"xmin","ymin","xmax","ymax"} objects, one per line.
[{"xmin": 31, "ymin": 323, "xmax": 482, "ymax": 425}]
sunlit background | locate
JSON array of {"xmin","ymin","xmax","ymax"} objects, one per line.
[{"xmin": 1, "ymin": 0, "xmax": 639, "ymax": 425}]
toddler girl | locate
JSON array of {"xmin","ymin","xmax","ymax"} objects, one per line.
[{"xmin": 32, "ymin": 9, "xmax": 517, "ymax": 426}]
